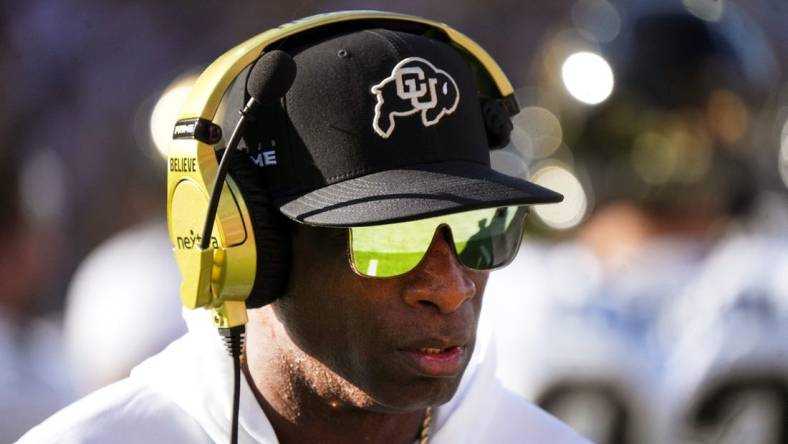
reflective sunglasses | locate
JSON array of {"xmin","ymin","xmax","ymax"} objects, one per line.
[{"xmin": 348, "ymin": 206, "xmax": 528, "ymax": 278}]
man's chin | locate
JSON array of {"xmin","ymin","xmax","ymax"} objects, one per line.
[{"xmin": 365, "ymin": 373, "xmax": 465, "ymax": 414}]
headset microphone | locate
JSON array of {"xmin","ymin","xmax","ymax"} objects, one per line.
[{"xmin": 245, "ymin": 50, "xmax": 297, "ymax": 111}]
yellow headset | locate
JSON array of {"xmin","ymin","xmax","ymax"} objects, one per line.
[{"xmin": 166, "ymin": 10, "xmax": 519, "ymax": 330}]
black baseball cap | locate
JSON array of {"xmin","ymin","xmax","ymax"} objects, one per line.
[{"xmin": 231, "ymin": 27, "xmax": 563, "ymax": 227}]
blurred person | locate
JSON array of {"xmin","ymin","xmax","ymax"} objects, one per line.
[
  {"xmin": 659, "ymin": 230, "xmax": 788, "ymax": 443},
  {"xmin": 484, "ymin": 2, "xmax": 786, "ymax": 444},
  {"xmin": 0, "ymin": 152, "xmax": 75, "ymax": 442},
  {"xmin": 19, "ymin": 11, "xmax": 588, "ymax": 444},
  {"xmin": 62, "ymin": 220, "xmax": 186, "ymax": 395}
]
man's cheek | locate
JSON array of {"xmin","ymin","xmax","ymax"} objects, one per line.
[{"xmin": 468, "ymin": 272, "xmax": 488, "ymax": 306}]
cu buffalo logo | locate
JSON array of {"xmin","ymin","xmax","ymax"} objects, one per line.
[{"xmin": 371, "ymin": 57, "xmax": 460, "ymax": 139}]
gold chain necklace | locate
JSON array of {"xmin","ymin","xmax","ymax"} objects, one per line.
[{"xmin": 419, "ymin": 407, "xmax": 432, "ymax": 444}]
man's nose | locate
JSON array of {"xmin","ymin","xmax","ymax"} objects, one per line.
[{"xmin": 402, "ymin": 227, "xmax": 476, "ymax": 314}]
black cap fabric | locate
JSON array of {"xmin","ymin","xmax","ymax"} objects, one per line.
[{"xmin": 238, "ymin": 28, "xmax": 563, "ymax": 227}]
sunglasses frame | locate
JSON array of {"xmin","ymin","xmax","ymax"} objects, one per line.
[{"xmin": 345, "ymin": 206, "xmax": 530, "ymax": 279}]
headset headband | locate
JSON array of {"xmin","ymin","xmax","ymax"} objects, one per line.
[{"xmin": 181, "ymin": 11, "xmax": 516, "ymax": 121}]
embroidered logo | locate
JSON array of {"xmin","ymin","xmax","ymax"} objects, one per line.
[{"xmin": 371, "ymin": 57, "xmax": 460, "ymax": 139}]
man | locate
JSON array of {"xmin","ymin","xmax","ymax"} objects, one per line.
[{"xmin": 19, "ymin": 12, "xmax": 587, "ymax": 443}]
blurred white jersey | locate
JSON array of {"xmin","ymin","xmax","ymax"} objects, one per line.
[{"xmin": 482, "ymin": 230, "xmax": 788, "ymax": 444}]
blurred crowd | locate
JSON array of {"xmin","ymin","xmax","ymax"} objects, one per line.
[
  {"xmin": 1, "ymin": 0, "xmax": 787, "ymax": 442},
  {"xmin": 485, "ymin": 1, "xmax": 788, "ymax": 443}
]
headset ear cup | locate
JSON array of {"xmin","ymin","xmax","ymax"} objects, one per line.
[
  {"xmin": 227, "ymin": 151, "xmax": 291, "ymax": 308},
  {"xmin": 481, "ymin": 98, "xmax": 514, "ymax": 149}
]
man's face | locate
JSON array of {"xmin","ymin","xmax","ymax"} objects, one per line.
[{"xmin": 269, "ymin": 222, "xmax": 489, "ymax": 412}]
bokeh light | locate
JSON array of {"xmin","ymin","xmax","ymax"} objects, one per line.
[
  {"xmin": 150, "ymin": 75, "xmax": 198, "ymax": 158},
  {"xmin": 531, "ymin": 163, "xmax": 588, "ymax": 230},
  {"xmin": 561, "ymin": 51, "xmax": 614, "ymax": 105},
  {"xmin": 512, "ymin": 107, "xmax": 563, "ymax": 159},
  {"xmin": 682, "ymin": 0, "xmax": 725, "ymax": 22},
  {"xmin": 571, "ymin": 0, "xmax": 621, "ymax": 43},
  {"xmin": 706, "ymin": 89, "xmax": 749, "ymax": 145},
  {"xmin": 630, "ymin": 125, "xmax": 712, "ymax": 186},
  {"xmin": 491, "ymin": 148, "xmax": 529, "ymax": 180}
]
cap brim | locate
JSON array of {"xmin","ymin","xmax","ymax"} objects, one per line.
[{"xmin": 276, "ymin": 161, "xmax": 563, "ymax": 227}]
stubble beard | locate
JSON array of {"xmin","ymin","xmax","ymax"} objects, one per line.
[{"xmin": 247, "ymin": 307, "xmax": 378, "ymax": 423}]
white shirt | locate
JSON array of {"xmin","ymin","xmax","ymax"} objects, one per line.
[{"xmin": 18, "ymin": 309, "xmax": 588, "ymax": 444}]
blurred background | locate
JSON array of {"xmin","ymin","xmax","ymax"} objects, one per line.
[{"xmin": 1, "ymin": 0, "xmax": 786, "ymax": 442}]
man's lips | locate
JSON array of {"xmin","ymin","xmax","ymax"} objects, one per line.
[{"xmin": 398, "ymin": 344, "xmax": 467, "ymax": 377}]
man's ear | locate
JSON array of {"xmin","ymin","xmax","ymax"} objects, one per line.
[{"xmin": 227, "ymin": 153, "xmax": 293, "ymax": 309}]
